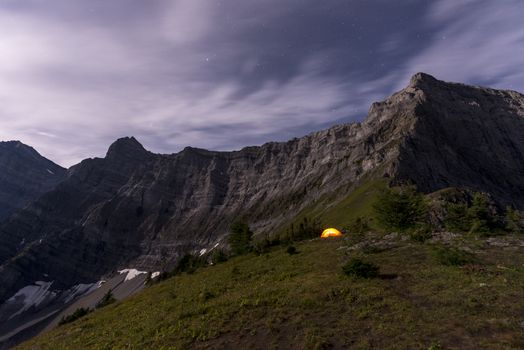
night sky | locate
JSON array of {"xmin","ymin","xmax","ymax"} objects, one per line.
[{"xmin": 1, "ymin": 0, "xmax": 523, "ymax": 166}]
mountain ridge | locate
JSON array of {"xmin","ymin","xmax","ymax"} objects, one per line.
[
  {"xmin": 1, "ymin": 72, "xmax": 523, "ymax": 345},
  {"xmin": 0, "ymin": 141, "xmax": 66, "ymax": 221}
]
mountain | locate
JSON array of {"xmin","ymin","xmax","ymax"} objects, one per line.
[
  {"xmin": 0, "ymin": 141, "xmax": 66, "ymax": 220},
  {"xmin": 1, "ymin": 73, "xmax": 524, "ymax": 345}
]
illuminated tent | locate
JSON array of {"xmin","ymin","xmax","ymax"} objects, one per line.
[{"xmin": 320, "ymin": 228, "xmax": 343, "ymax": 238}]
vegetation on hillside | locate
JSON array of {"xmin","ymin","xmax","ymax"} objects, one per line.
[
  {"xmin": 373, "ymin": 186, "xmax": 428, "ymax": 232},
  {"xmin": 21, "ymin": 234, "xmax": 524, "ymax": 349},
  {"xmin": 18, "ymin": 181, "xmax": 524, "ymax": 349},
  {"xmin": 228, "ymin": 221, "xmax": 254, "ymax": 255}
]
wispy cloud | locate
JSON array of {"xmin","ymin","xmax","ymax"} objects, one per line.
[
  {"xmin": 396, "ymin": 0, "xmax": 524, "ymax": 91},
  {"xmin": 1, "ymin": 0, "xmax": 521, "ymax": 166}
]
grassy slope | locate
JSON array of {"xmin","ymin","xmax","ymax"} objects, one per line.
[
  {"xmin": 17, "ymin": 181, "xmax": 524, "ymax": 349},
  {"xmin": 19, "ymin": 235, "xmax": 524, "ymax": 350},
  {"xmin": 277, "ymin": 179, "xmax": 387, "ymax": 237}
]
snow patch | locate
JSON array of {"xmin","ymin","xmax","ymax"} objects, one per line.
[
  {"xmin": 6, "ymin": 281, "xmax": 55, "ymax": 319},
  {"xmin": 199, "ymin": 248, "xmax": 207, "ymax": 256},
  {"xmin": 118, "ymin": 269, "xmax": 147, "ymax": 282},
  {"xmin": 151, "ymin": 271, "xmax": 160, "ymax": 279}
]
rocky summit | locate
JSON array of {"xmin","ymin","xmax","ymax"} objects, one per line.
[
  {"xmin": 0, "ymin": 141, "xmax": 66, "ymax": 221},
  {"xmin": 0, "ymin": 73, "xmax": 523, "ymax": 345}
]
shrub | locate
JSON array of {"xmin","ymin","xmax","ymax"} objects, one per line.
[
  {"xmin": 286, "ymin": 245, "xmax": 297, "ymax": 255},
  {"xmin": 432, "ymin": 246, "xmax": 476, "ymax": 266},
  {"xmin": 228, "ymin": 221, "xmax": 253, "ymax": 255},
  {"xmin": 58, "ymin": 307, "xmax": 91, "ymax": 325},
  {"xmin": 373, "ymin": 186, "xmax": 427, "ymax": 232},
  {"xmin": 428, "ymin": 342, "xmax": 442, "ymax": 350},
  {"xmin": 172, "ymin": 253, "xmax": 206, "ymax": 275},
  {"xmin": 467, "ymin": 193, "xmax": 493, "ymax": 235},
  {"xmin": 211, "ymin": 249, "xmax": 229, "ymax": 264},
  {"xmin": 444, "ymin": 202, "xmax": 470, "ymax": 232},
  {"xmin": 345, "ymin": 217, "xmax": 370, "ymax": 234},
  {"xmin": 342, "ymin": 258, "xmax": 379, "ymax": 278},
  {"xmin": 505, "ymin": 207, "xmax": 522, "ymax": 233},
  {"xmin": 253, "ymin": 238, "xmax": 271, "ymax": 255},
  {"xmin": 96, "ymin": 290, "xmax": 116, "ymax": 309},
  {"xmin": 409, "ymin": 225, "xmax": 432, "ymax": 243},
  {"xmin": 282, "ymin": 217, "xmax": 322, "ymax": 242},
  {"xmin": 199, "ymin": 290, "xmax": 215, "ymax": 302},
  {"xmin": 444, "ymin": 192, "xmax": 501, "ymax": 235}
]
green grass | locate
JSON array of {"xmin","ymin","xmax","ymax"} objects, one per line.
[
  {"xmin": 278, "ymin": 179, "xmax": 387, "ymax": 238},
  {"xmin": 18, "ymin": 235, "xmax": 524, "ymax": 350}
]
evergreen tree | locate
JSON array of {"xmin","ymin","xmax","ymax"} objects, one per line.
[
  {"xmin": 373, "ymin": 186, "xmax": 427, "ymax": 231},
  {"xmin": 228, "ymin": 221, "xmax": 253, "ymax": 255}
]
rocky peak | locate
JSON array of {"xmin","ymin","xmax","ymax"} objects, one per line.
[
  {"xmin": 409, "ymin": 72, "xmax": 439, "ymax": 88},
  {"xmin": 105, "ymin": 137, "xmax": 150, "ymax": 162},
  {"xmin": 0, "ymin": 141, "xmax": 66, "ymax": 220}
]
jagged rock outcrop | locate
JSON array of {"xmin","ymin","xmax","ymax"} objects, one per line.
[
  {"xmin": 393, "ymin": 73, "xmax": 524, "ymax": 208},
  {"xmin": 1, "ymin": 73, "xmax": 524, "ymax": 342},
  {"xmin": 0, "ymin": 141, "xmax": 66, "ymax": 220}
]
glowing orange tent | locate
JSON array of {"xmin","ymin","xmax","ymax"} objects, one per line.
[{"xmin": 321, "ymin": 228, "xmax": 343, "ymax": 238}]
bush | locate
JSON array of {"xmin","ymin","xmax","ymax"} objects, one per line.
[
  {"xmin": 172, "ymin": 253, "xmax": 206, "ymax": 275},
  {"xmin": 282, "ymin": 216, "xmax": 322, "ymax": 242},
  {"xmin": 96, "ymin": 290, "xmax": 116, "ymax": 309},
  {"xmin": 345, "ymin": 217, "xmax": 370, "ymax": 234},
  {"xmin": 505, "ymin": 207, "xmax": 522, "ymax": 233},
  {"xmin": 428, "ymin": 342, "xmax": 442, "ymax": 350},
  {"xmin": 409, "ymin": 225, "xmax": 432, "ymax": 243},
  {"xmin": 468, "ymin": 193, "xmax": 493, "ymax": 235},
  {"xmin": 286, "ymin": 245, "xmax": 297, "ymax": 255},
  {"xmin": 432, "ymin": 246, "xmax": 476, "ymax": 266},
  {"xmin": 373, "ymin": 186, "xmax": 427, "ymax": 232},
  {"xmin": 342, "ymin": 258, "xmax": 379, "ymax": 278},
  {"xmin": 211, "ymin": 249, "xmax": 229, "ymax": 264},
  {"xmin": 58, "ymin": 307, "xmax": 91, "ymax": 325},
  {"xmin": 253, "ymin": 238, "xmax": 271, "ymax": 255},
  {"xmin": 228, "ymin": 221, "xmax": 253, "ymax": 255},
  {"xmin": 444, "ymin": 192, "xmax": 501, "ymax": 235},
  {"xmin": 444, "ymin": 203, "xmax": 470, "ymax": 232}
]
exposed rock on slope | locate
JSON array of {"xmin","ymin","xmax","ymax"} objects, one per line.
[
  {"xmin": 0, "ymin": 141, "xmax": 66, "ymax": 220},
  {"xmin": 393, "ymin": 73, "xmax": 524, "ymax": 207},
  {"xmin": 1, "ymin": 73, "xmax": 524, "ymax": 342}
]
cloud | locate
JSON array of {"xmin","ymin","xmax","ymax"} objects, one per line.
[
  {"xmin": 396, "ymin": 0, "xmax": 524, "ymax": 91},
  {"xmin": 2, "ymin": 0, "xmax": 391, "ymax": 166},
  {"xmin": 5, "ymin": 0, "xmax": 521, "ymax": 167}
]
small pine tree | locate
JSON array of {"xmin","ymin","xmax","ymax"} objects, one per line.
[
  {"xmin": 172, "ymin": 253, "xmax": 206, "ymax": 274},
  {"xmin": 505, "ymin": 206, "xmax": 522, "ymax": 233},
  {"xmin": 58, "ymin": 307, "xmax": 91, "ymax": 325},
  {"xmin": 228, "ymin": 221, "xmax": 253, "ymax": 255},
  {"xmin": 467, "ymin": 193, "xmax": 492, "ymax": 234},
  {"xmin": 444, "ymin": 202, "xmax": 471, "ymax": 232},
  {"xmin": 96, "ymin": 290, "xmax": 116, "ymax": 309},
  {"xmin": 373, "ymin": 186, "xmax": 427, "ymax": 231},
  {"xmin": 211, "ymin": 249, "xmax": 229, "ymax": 264}
]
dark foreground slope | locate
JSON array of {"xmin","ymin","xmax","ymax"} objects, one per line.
[
  {"xmin": 0, "ymin": 141, "xmax": 66, "ymax": 220},
  {"xmin": 1, "ymin": 73, "xmax": 524, "ymax": 345},
  {"xmin": 18, "ymin": 233, "xmax": 524, "ymax": 350}
]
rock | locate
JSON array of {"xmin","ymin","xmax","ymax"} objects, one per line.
[{"xmin": 0, "ymin": 141, "xmax": 66, "ymax": 220}]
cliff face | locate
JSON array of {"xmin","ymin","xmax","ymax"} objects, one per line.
[
  {"xmin": 1, "ymin": 73, "xmax": 523, "ymax": 327},
  {"xmin": 392, "ymin": 73, "xmax": 524, "ymax": 208},
  {"xmin": 0, "ymin": 141, "xmax": 66, "ymax": 220}
]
